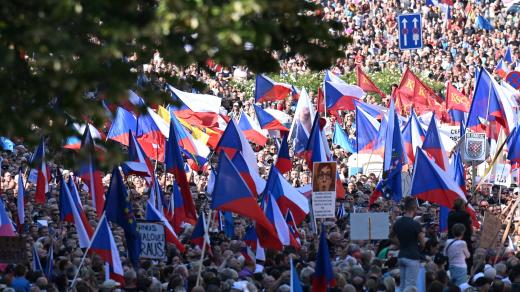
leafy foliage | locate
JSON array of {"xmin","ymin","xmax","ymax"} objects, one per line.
[{"xmin": 0, "ymin": 0, "xmax": 348, "ymax": 150}]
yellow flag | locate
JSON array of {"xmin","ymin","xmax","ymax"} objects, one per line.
[{"xmin": 157, "ymin": 105, "xmax": 210, "ymax": 145}]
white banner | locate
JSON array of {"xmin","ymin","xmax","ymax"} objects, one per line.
[
  {"xmin": 311, "ymin": 191, "xmax": 336, "ymax": 219},
  {"xmin": 493, "ymin": 164, "xmax": 512, "ymax": 187},
  {"xmin": 137, "ymin": 222, "xmax": 166, "ymax": 260}
]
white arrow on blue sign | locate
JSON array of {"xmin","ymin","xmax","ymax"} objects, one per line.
[{"xmin": 398, "ymin": 13, "xmax": 423, "ymax": 50}]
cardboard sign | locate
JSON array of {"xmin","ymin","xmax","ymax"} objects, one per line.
[
  {"xmin": 137, "ymin": 222, "xmax": 166, "ymax": 260},
  {"xmin": 479, "ymin": 212, "xmax": 501, "ymax": 249},
  {"xmin": 350, "ymin": 213, "xmax": 389, "ymax": 240},
  {"xmin": 0, "ymin": 237, "xmax": 27, "ymax": 264},
  {"xmin": 462, "ymin": 133, "xmax": 487, "ymax": 165}
]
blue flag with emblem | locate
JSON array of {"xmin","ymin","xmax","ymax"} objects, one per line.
[{"xmin": 104, "ymin": 167, "xmax": 141, "ymax": 268}]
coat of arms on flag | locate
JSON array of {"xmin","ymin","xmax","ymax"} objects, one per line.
[{"xmin": 462, "ymin": 133, "xmax": 486, "ymax": 164}]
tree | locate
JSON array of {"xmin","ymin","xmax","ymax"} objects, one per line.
[{"xmin": 0, "ymin": 0, "xmax": 348, "ymax": 152}]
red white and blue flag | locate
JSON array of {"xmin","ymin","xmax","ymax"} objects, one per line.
[
  {"xmin": 88, "ymin": 214, "xmax": 124, "ymax": 284},
  {"xmin": 253, "ymin": 104, "xmax": 289, "ymax": 132},
  {"xmin": 59, "ymin": 176, "xmax": 93, "ymax": 248},
  {"xmin": 312, "ymin": 225, "xmax": 336, "ymax": 290},
  {"xmin": 402, "ymin": 109, "xmax": 426, "ymax": 164},
  {"xmin": 238, "ymin": 111, "xmax": 268, "ymax": 146},
  {"xmin": 275, "ymin": 134, "xmax": 292, "ymax": 174},
  {"xmin": 146, "ymin": 200, "xmax": 185, "ymax": 252},
  {"xmin": 30, "ymin": 138, "xmax": 51, "ymax": 205},
  {"xmin": 165, "ymin": 119, "xmax": 198, "ymax": 225},
  {"xmin": 254, "ymin": 74, "xmax": 292, "ymax": 103}
]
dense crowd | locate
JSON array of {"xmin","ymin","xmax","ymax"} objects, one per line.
[{"xmin": 0, "ymin": 0, "xmax": 519, "ymax": 291}]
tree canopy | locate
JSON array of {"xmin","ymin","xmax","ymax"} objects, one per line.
[{"xmin": 0, "ymin": 0, "xmax": 348, "ymax": 149}]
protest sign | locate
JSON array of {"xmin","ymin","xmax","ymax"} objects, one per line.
[
  {"xmin": 137, "ymin": 222, "xmax": 166, "ymax": 260},
  {"xmin": 312, "ymin": 162, "xmax": 337, "ymax": 219},
  {"xmin": 0, "ymin": 237, "xmax": 27, "ymax": 264},
  {"xmin": 493, "ymin": 163, "xmax": 512, "ymax": 187},
  {"xmin": 350, "ymin": 213, "xmax": 389, "ymax": 240},
  {"xmin": 479, "ymin": 212, "xmax": 501, "ymax": 249}
]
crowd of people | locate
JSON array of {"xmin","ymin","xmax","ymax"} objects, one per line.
[{"xmin": 0, "ymin": 0, "xmax": 520, "ymax": 291}]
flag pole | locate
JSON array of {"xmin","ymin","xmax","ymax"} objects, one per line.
[
  {"xmin": 70, "ymin": 244, "xmax": 91, "ymax": 289},
  {"xmin": 195, "ymin": 209, "xmax": 214, "ymax": 287}
]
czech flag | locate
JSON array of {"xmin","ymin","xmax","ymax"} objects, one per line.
[
  {"xmin": 211, "ymin": 153, "xmax": 279, "ymax": 250},
  {"xmin": 421, "ymin": 115, "xmax": 450, "ymax": 171},
  {"xmin": 496, "ymin": 58, "xmax": 509, "ymax": 79},
  {"xmin": 402, "ymin": 109, "xmax": 426, "ymax": 164},
  {"xmin": 302, "ymin": 113, "xmax": 330, "ymax": 170},
  {"xmin": 165, "ymin": 119, "xmax": 198, "ymax": 224},
  {"xmin": 262, "ymin": 167, "xmax": 309, "ymax": 225},
  {"xmin": 312, "ymin": 226, "xmax": 336, "ymax": 291},
  {"xmin": 354, "ymin": 100, "xmax": 385, "ymax": 119},
  {"xmin": 135, "ymin": 108, "xmax": 168, "ymax": 161},
  {"xmin": 243, "ymin": 224, "xmax": 258, "ymax": 251},
  {"xmin": 254, "ymin": 74, "xmax": 292, "ymax": 103},
  {"xmin": 30, "ymin": 137, "xmax": 51, "ymax": 205},
  {"xmin": 231, "ymin": 151, "xmax": 266, "ymax": 197},
  {"xmin": 78, "ymin": 127, "xmax": 106, "ymax": 218},
  {"xmin": 88, "ymin": 214, "xmax": 124, "ymax": 284},
  {"xmin": 275, "ymin": 135, "xmax": 292, "ymax": 174},
  {"xmin": 191, "ymin": 212, "xmax": 211, "ymax": 253},
  {"xmin": 261, "ymin": 194, "xmax": 288, "ymax": 250},
  {"xmin": 166, "ymin": 182, "xmax": 187, "ymax": 234},
  {"xmin": 410, "ymin": 148, "xmax": 479, "ymax": 227},
  {"xmin": 355, "ymin": 106, "xmax": 380, "ymax": 153},
  {"xmin": 466, "ymin": 68, "xmax": 512, "ymax": 134},
  {"xmin": 0, "ymin": 198, "xmax": 15, "ymax": 236},
  {"xmin": 166, "ymin": 84, "xmax": 222, "ymax": 128},
  {"xmin": 106, "ymin": 107, "xmax": 137, "ymax": 146},
  {"xmin": 146, "ymin": 200, "xmax": 185, "ymax": 253},
  {"xmin": 238, "ymin": 111, "xmax": 268, "ymax": 146},
  {"xmin": 324, "ymin": 81, "xmax": 365, "ymax": 112},
  {"xmin": 121, "ymin": 131, "xmax": 154, "ymax": 182},
  {"xmin": 59, "ymin": 176, "xmax": 93, "ymax": 248},
  {"xmin": 285, "ymin": 210, "xmax": 301, "ymax": 250},
  {"xmin": 215, "ymin": 119, "xmax": 260, "ymax": 177},
  {"xmin": 253, "ymin": 104, "xmax": 288, "ymax": 132}
]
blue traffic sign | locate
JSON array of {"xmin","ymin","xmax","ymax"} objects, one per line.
[{"xmin": 398, "ymin": 13, "xmax": 423, "ymax": 50}]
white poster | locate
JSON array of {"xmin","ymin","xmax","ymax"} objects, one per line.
[
  {"xmin": 493, "ymin": 163, "xmax": 512, "ymax": 187},
  {"xmin": 137, "ymin": 222, "xmax": 166, "ymax": 260},
  {"xmin": 350, "ymin": 213, "xmax": 389, "ymax": 240},
  {"xmin": 312, "ymin": 191, "xmax": 336, "ymax": 219}
]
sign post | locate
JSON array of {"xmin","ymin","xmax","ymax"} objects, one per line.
[{"xmin": 398, "ymin": 13, "xmax": 423, "ymax": 50}]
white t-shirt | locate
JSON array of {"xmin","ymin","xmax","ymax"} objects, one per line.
[{"xmin": 444, "ymin": 239, "xmax": 470, "ymax": 268}]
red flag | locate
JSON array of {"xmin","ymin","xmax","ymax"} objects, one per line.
[
  {"xmin": 356, "ymin": 66, "xmax": 386, "ymax": 99},
  {"xmin": 317, "ymin": 87, "xmax": 325, "ymax": 113},
  {"xmin": 396, "ymin": 68, "xmax": 442, "ymax": 115},
  {"xmin": 446, "ymin": 82, "xmax": 470, "ymax": 112}
]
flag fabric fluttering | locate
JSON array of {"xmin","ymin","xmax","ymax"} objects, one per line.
[
  {"xmin": 312, "ymin": 226, "xmax": 336, "ymax": 291},
  {"xmin": 290, "ymin": 257, "xmax": 304, "ymax": 292},
  {"xmin": 355, "ymin": 107, "xmax": 380, "ymax": 154},
  {"xmin": 88, "ymin": 214, "xmax": 125, "ymax": 284},
  {"xmin": 0, "ymin": 198, "xmax": 16, "ymax": 236},
  {"xmin": 104, "ymin": 167, "xmax": 141, "ymax": 268},
  {"xmin": 45, "ymin": 242, "xmax": 54, "ymax": 280},
  {"xmin": 324, "ymin": 81, "xmax": 365, "ymax": 112},
  {"xmin": 336, "ymin": 202, "xmax": 347, "ymax": 220},
  {"xmin": 59, "ymin": 176, "xmax": 93, "ymax": 248},
  {"xmin": 146, "ymin": 200, "xmax": 185, "ymax": 252},
  {"xmin": 370, "ymin": 101, "xmax": 406, "ymax": 204},
  {"xmin": 504, "ymin": 46, "xmax": 514, "ymax": 64},
  {"xmin": 78, "ymin": 126, "xmax": 106, "ymax": 218},
  {"xmin": 190, "ymin": 212, "xmax": 212, "ymax": 254},
  {"xmin": 402, "ymin": 109, "xmax": 426, "ymax": 165},
  {"xmin": 121, "ymin": 131, "xmax": 154, "ymax": 182},
  {"xmin": 356, "ymin": 65, "xmax": 386, "ymax": 98},
  {"xmin": 507, "ymin": 127, "xmax": 520, "ymax": 164},
  {"xmin": 422, "ymin": 115, "xmax": 450, "ymax": 172},
  {"xmin": 30, "ymin": 137, "xmax": 51, "ymax": 205},
  {"xmin": 255, "ymin": 74, "xmax": 292, "ymax": 103},
  {"xmin": 475, "ymin": 15, "xmax": 494, "ymax": 30},
  {"xmin": 238, "ymin": 111, "xmax": 268, "ymax": 146},
  {"xmin": 166, "ymin": 84, "xmax": 222, "ymax": 128},
  {"xmin": 165, "ymin": 119, "xmax": 197, "ymax": 224},
  {"xmin": 32, "ymin": 245, "xmax": 43, "ymax": 272},
  {"xmin": 395, "ymin": 68, "xmax": 442, "ymax": 116},
  {"xmin": 261, "ymin": 194, "xmax": 289, "ymax": 250},
  {"xmin": 445, "ymin": 82, "xmax": 470, "ymax": 123},
  {"xmin": 496, "ymin": 58, "xmax": 510, "ymax": 79},
  {"xmin": 211, "ymin": 153, "xmax": 279, "ymax": 250},
  {"xmin": 333, "ymin": 122, "xmax": 356, "ymax": 153},
  {"xmin": 253, "ymin": 104, "xmax": 289, "ymax": 132},
  {"xmin": 17, "ymin": 169, "xmax": 25, "ymax": 227},
  {"xmin": 287, "ymin": 88, "xmax": 316, "ymax": 155},
  {"xmin": 275, "ymin": 135, "xmax": 293, "ymax": 174}
]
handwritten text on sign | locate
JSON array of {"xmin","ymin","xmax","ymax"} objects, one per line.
[{"xmin": 137, "ymin": 222, "xmax": 166, "ymax": 260}]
